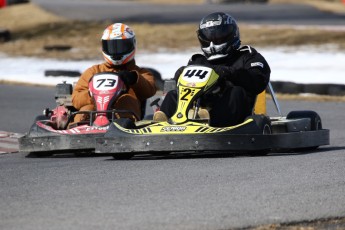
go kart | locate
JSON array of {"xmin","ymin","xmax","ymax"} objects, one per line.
[
  {"xmin": 19, "ymin": 65, "xmax": 329, "ymax": 158},
  {"xmin": 94, "ymin": 65, "xmax": 329, "ymax": 159},
  {"xmin": 18, "ymin": 72, "xmax": 156, "ymax": 157}
]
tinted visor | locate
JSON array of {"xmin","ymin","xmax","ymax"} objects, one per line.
[
  {"xmin": 197, "ymin": 24, "xmax": 234, "ymax": 47},
  {"xmin": 102, "ymin": 38, "xmax": 135, "ymax": 56}
]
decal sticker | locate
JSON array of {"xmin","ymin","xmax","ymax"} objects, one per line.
[
  {"xmin": 93, "ymin": 74, "xmax": 119, "ymax": 90},
  {"xmin": 181, "ymin": 66, "xmax": 212, "ymax": 83},
  {"xmin": 200, "ymin": 15, "xmax": 222, "ymax": 29},
  {"xmin": 251, "ymin": 62, "xmax": 264, "ymax": 68},
  {"xmin": 86, "ymin": 126, "xmax": 109, "ymax": 131},
  {"xmin": 180, "ymin": 88, "xmax": 196, "ymax": 101},
  {"xmin": 161, "ymin": 126, "xmax": 187, "ymax": 132},
  {"xmin": 183, "ymin": 69, "xmax": 209, "ymax": 81}
]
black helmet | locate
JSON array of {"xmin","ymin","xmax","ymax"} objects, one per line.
[{"xmin": 197, "ymin": 12, "xmax": 241, "ymax": 60}]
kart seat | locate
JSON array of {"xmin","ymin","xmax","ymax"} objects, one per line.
[{"xmin": 253, "ymin": 90, "xmax": 266, "ymax": 115}]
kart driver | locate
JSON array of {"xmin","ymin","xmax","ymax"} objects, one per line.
[
  {"xmin": 154, "ymin": 12, "xmax": 271, "ymax": 127},
  {"xmin": 72, "ymin": 23, "xmax": 156, "ymax": 124}
]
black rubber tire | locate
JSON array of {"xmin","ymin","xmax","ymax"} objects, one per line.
[
  {"xmin": 43, "ymin": 45, "xmax": 72, "ymax": 51},
  {"xmin": 74, "ymin": 152, "xmax": 94, "ymax": 157},
  {"xmin": 286, "ymin": 110, "xmax": 322, "ymax": 131},
  {"xmin": 114, "ymin": 118, "xmax": 136, "ymax": 129},
  {"xmin": 303, "ymin": 84, "xmax": 328, "ymax": 95},
  {"xmin": 26, "ymin": 152, "xmax": 53, "ymax": 158},
  {"xmin": 45, "ymin": 70, "xmax": 81, "ymax": 77},
  {"xmin": 6, "ymin": 0, "xmax": 29, "ymax": 5},
  {"xmin": 0, "ymin": 28, "xmax": 11, "ymax": 42},
  {"xmin": 247, "ymin": 115, "xmax": 272, "ymax": 156},
  {"xmin": 286, "ymin": 110, "xmax": 322, "ymax": 151},
  {"xmin": 250, "ymin": 114, "xmax": 272, "ymax": 135},
  {"xmin": 113, "ymin": 153, "xmax": 134, "ymax": 160}
]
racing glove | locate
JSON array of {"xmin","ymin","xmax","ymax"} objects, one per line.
[
  {"xmin": 212, "ymin": 65, "xmax": 235, "ymax": 81},
  {"xmin": 117, "ymin": 70, "xmax": 138, "ymax": 86},
  {"xmin": 187, "ymin": 54, "xmax": 211, "ymax": 67}
]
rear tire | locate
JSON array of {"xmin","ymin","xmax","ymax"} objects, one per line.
[
  {"xmin": 287, "ymin": 110, "xmax": 322, "ymax": 151},
  {"xmin": 286, "ymin": 110, "xmax": 322, "ymax": 131}
]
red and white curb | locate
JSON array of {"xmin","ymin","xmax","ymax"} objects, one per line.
[{"xmin": 0, "ymin": 131, "xmax": 23, "ymax": 154}]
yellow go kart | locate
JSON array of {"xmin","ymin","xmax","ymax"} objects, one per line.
[{"xmin": 95, "ymin": 65, "xmax": 330, "ymax": 159}]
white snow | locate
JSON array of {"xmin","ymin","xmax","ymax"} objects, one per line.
[{"xmin": 0, "ymin": 47, "xmax": 344, "ymax": 86}]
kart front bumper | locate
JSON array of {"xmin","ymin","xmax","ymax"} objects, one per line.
[{"xmin": 95, "ymin": 129, "xmax": 330, "ymax": 155}]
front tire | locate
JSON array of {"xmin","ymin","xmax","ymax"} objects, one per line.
[
  {"xmin": 248, "ymin": 115, "xmax": 272, "ymax": 156},
  {"xmin": 26, "ymin": 151, "xmax": 53, "ymax": 158},
  {"xmin": 250, "ymin": 114, "xmax": 272, "ymax": 135},
  {"xmin": 112, "ymin": 153, "xmax": 134, "ymax": 160}
]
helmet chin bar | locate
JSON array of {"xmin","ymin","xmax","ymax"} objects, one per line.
[
  {"xmin": 102, "ymin": 51, "xmax": 134, "ymax": 66},
  {"xmin": 202, "ymin": 42, "xmax": 229, "ymax": 60},
  {"xmin": 111, "ymin": 55, "xmax": 124, "ymax": 61},
  {"xmin": 202, "ymin": 42, "xmax": 227, "ymax": 54},
  {"xmin": 207, "ymin": 53, "xmax": 229, "ymax": 61}
]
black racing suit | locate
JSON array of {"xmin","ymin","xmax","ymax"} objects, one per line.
[{"xmin": 160, "ymin": 45, "xmax": 271, "ymax": 127}]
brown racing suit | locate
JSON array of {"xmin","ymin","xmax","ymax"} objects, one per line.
[{"xmin": 72, "ymin": 60, "xmax": 156, "ymax": 123}]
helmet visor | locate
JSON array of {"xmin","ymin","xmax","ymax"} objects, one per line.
[
  {"xmin": 197, "ymin": 24, "xmax": 234, "ymax": 47},
  {"xmin": 102, "ymin": 38, "xmax": 135, "ymax": 56}
]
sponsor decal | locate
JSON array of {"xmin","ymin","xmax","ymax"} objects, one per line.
[
  {"xmin": 86, "ymin": 126, "xmax": 109, "ymax": 131},
  {"xmin": 200, "ymin": 15, "xmax": 222, "ymax": 29},
  {"xmin": 251, "ymin": 62, "xmax": 264, "ymax": 68},
  {"xmin": 161, "ymin": 126, "xmax": 187, "ymax": 132},
  {"xmin": 186, "ymin": 82, "xmax": 197, "ymax": 87},
  {"xmin": 125, "ymin": 27, "xmax": 134, "ymax": 35}
]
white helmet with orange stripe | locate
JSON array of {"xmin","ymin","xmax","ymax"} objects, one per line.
[{"xmin": 101, "ymin": 23, "xmax": 136, "ymax": 66}]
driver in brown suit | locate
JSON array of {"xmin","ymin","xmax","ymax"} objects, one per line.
[{"xmin": 72, "ymin": 23, "xmax": 156, "ymax": 123}]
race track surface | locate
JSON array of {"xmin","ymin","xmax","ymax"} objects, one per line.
[
  {"xmin": 0, "ymin": 84, "xmax": 345, "ymax": 230},
  {"xmin": 31, "ymin": 0, "xmax": 345, "ymax": 25}
]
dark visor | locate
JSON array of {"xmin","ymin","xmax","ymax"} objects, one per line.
[
  {"xmin": 197, "ymin": 24, "xmax": 234, "ymax": 47},
  {"xmin": 102, "ymin": 38, "xmax": 135, "ymax": 56}
]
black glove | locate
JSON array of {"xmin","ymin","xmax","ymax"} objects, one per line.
[
  {"xmin": 117, "ymin": 71, "xmax": 138, "ymax": 86},
  {"xmin": 187, "ymin": 54, "xmax": 211, "ymax": 67},
  {"xmin": 211, "ymin": 65, "xmax": 234, "ymax": 81}
]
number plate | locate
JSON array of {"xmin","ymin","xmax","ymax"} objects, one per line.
[
  {"xmin": 92, "ymin": 73, "xmax": 119, "ymax": 90},
  {"xmin": 181, "ymin": 66, "xmax": 212, "ymax": 84}
]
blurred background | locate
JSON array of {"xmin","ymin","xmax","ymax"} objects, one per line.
[{"xmin": 1, "ymin": 0, "xmax": 345, "ymax": 95}]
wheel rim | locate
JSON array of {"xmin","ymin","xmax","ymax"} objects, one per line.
[{"xmin": 263, "ymin": 124, "xmax": 272, "ymax": 135}]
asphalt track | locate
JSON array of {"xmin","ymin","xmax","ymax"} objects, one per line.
[
  {"xmin": 31, "ymin": 0, "xmax": 345, "ymax": 25},
  {"xmin": 1, "ymin": 84, "xmax": 345, "ymax": 230}
]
